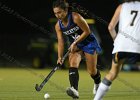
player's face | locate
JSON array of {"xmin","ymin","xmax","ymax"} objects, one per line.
[{"xmin": 53, "ymin": 7, "xmax": 67, "ymax": 21}]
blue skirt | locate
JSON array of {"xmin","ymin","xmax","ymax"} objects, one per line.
[{"xmin": 77, "ymin": 33, "xmax": 102, "ymax": 55}]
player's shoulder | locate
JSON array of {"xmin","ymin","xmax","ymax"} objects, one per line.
[
  {"xmin": 115, "ymin": 4, "xmax": 122, "ymax": 13},
  {"xmin": 118, "ymin": 4, "xmax": 122, "ymax": 9},
  {"xmin": 72, "ymin": 12, "xmax": 82, "ymax": 20},
  {"xmin": 72, "ymin": 12, "xmax": 80, "ymax": 16},
  {"xmin": 72, "ymin": 12, "xmax": 85, "ymax": 24}
]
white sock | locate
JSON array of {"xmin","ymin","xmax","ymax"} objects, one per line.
[{"xmin": 94, "ymin": 82, "xmax": 111, "ymax": 100}]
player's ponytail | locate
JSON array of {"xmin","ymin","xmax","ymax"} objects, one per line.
[
  {"xmin": 69, "ymin": 2, "xmax": 108, "ymax": 25},
  {"xmin": 68, "ymin": 3, "xmax": 90, "ymax": 17}
]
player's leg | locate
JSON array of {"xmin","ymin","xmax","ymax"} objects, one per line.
[
  {"xmin": 66, "ymin": 51, "xmax": 83, "ymax": 99},
  {"xmin": 84, "ymin": 51, "xmax": 101, "ymax": 95},
  {"xmin": 94, "ymin": 58, "xmax": 125, "ymax": 100}
]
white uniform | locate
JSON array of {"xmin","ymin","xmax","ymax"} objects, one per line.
[{"xmin": 113, "ymin": 1, "xmax": 140, "ymax": 54}]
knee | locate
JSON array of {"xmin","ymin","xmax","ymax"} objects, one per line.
[
  {"xmin": 87, "ymin": 68, "xmax": 97, "ymax": 75},
  {"xmin": 69, "ymin": 54, "xmax": 81, "ymax": 67},
  {"xmin": 69, "ymin": 61, "xmax": 79, "ymax": 67}
]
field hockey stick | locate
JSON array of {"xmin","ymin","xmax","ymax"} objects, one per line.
[{"xmin": 35, "ymin": 49, "xmax": 70, "ymax": 92}]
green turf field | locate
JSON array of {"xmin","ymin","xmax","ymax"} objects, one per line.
[{"xmin": 0, "ymin": 67, "xmax": 139, "ymax": 100}]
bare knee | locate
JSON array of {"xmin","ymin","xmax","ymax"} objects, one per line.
[
  {"xmin": 69, "ymin": 61, "xmax": 79, "ymax": 67},
  {"xmin": 87, "ymin": 66, "xmax": 97, "ymax": 75},
  {"xmin": 69, "ymin": 52, "xmax": 81, "ymax": 67}
]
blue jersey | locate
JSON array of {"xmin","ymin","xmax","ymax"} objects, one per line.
[{"xmin": 59, "ymin": 12, "xmax": 102, "ymax": 54}]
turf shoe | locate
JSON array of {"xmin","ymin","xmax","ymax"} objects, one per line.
[{"xmin": 66, "ymin": 87, "xmax": 79, "ymax": 99}]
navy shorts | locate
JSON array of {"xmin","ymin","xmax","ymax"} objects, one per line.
[
  {"xmin": 76, "ymin": 33, "xmax": 102, "ymax": 55},
  {"xmin": 113, "ymin": 52, "xmax": 140, "ymax": 64}
]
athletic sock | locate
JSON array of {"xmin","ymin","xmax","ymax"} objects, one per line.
[
  {"xmin": 91, "ymin": 70, "xmax": 101, "ymax": 84},
  {"xmin": 69, "ymin": 67, "xmax": 79, "ymax": 90},
  {"xmin": 94, "ymin": 78, "xmax": 112, "ymax": 100}
]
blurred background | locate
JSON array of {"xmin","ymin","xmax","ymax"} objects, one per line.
[{"xmin": 0, "ymin": 0, "xmax": 139, "ymax": 71}]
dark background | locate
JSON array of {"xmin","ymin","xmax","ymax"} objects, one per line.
[{"xmin": 0, "ymin": 0, "xmax": 120, "ymax": 68}]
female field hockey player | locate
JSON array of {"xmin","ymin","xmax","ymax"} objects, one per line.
[
  {"xmin": 53, "ymin": 0, "xmax": 102, "ymax": 99},
  {"xmin": 94, "ymin": 0, "xmax": 140, "ymax": 100}
]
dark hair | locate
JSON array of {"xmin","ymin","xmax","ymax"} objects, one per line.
[
  {"xmin": 53, "ymin": 0, "xmax": 69, "ymax": 10},
  {"xmin": 123, "ymin": 0, "xmax": 140, "ymax": 2}
]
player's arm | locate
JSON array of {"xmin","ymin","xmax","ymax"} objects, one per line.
[
  {"xmin": 73, "ymin": 12, "xmax": 91, "ymax": 44},
  {"xmin": 55, "ymin": 21, "xmax": 64, "ymax": 64},
  {"xmin": 108, "ymin": 4, "xmax": 122, "ymax": 40}
]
